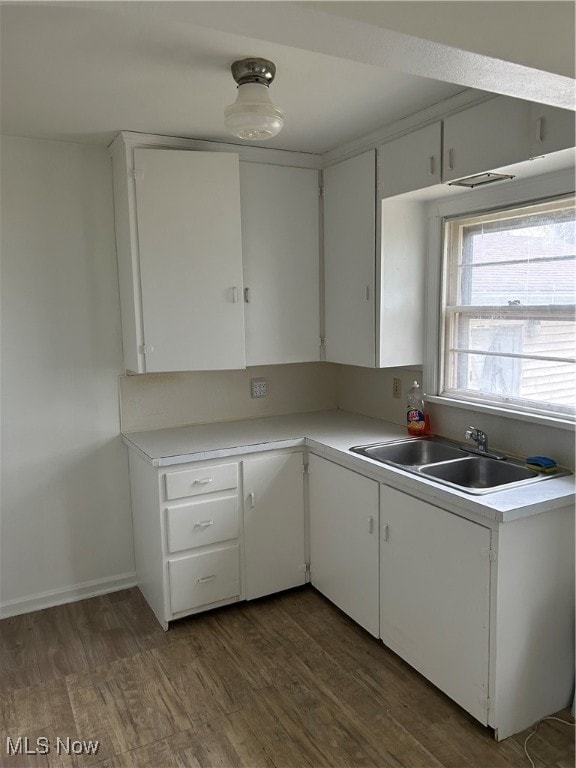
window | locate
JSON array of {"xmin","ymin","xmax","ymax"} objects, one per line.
[{"xmin": 440, "ymin": 196, "xmax": 575, "ymax": 420}]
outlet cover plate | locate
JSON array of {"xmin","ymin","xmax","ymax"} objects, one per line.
[{"xmin": 251, "ymin": 377, "xmax": 267, "ymax": 398}]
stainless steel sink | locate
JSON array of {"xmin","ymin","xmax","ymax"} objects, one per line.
[
  {"xmin": 356, "ymin": 439, "xmax": 467, "ymax": 466},
  {"xmin": 420, "ymin": 455, "xmax": 539, "ymax": 492},
  {"xmin": 350, "ymin": 436, "xmax": 570, "ymax": 495}
]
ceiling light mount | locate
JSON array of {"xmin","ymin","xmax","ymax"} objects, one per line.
[
  {"xmin": 231, "ymin": 58, "xmax": 277, "ymax": 87},
  {"xmin": 225, "ymin": 57, "xmax": 284, "ymax": 141}
]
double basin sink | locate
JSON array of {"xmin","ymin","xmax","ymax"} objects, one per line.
[{"xmin": 350, "ymin": 436, "xmax": 569, "ymax": 495}]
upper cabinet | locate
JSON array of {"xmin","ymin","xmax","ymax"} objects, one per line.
[
  {"xmin": 240, "ymin": 163, "xmax": 320, "ymax": 366},
  {"xmin": 323, "ymin": 151, "xmax": 376, "ymax": 367},
  {"xmin": 442, "ymin": 96, "xmax": 531, "ymax": 183},
  {"xmin": 110, "ymin": 134, "xmax": 321, "ymax": 373},
  {"xmin": 529, "ymin": 103, "xmax": 576, "ymax": 158},
  {"xmin": 379, "ymin": 96, "xmax": 575, "ymax": 198},
  {"xmin": 111, "ymin": 142, "xmax": 246, "ymax": 373},
  {"xmin": 324, "ymin": 150, "xmax": 426, "ymax": 369},
  {"xmin": 379, "ymin": 122, "xmax": 442, "ymax": 198}
]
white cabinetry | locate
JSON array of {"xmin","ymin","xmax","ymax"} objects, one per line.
[
  {"xmin": 380, "ymin": 486, "xmax": 491, "ymax": 725},
  {"xmin": 128, "ymin": 452, "xmax": 242, "ymax": 629},
  {"xmin": 110, "ymin": 141, "xmax": 245, "ymax": 373},
  {"xmin": 240, "ymin": 163, "xmax": 320, "ymax": 365},
  {"xmin": 308, "ymin": 455, "xmax": 379, "ymax": 636},
  {"xmin": 529, "ymin": 104, "xmax": 576, "ymax": 158},
  {"xmin": 379, "ymin": 122, "xmax": 442, "ymax": 198},
  {"xmin": 242, "ymin": 452, "xmax": 306, "ymax": 600},
  {"xmin": 323, "ymin": 151, "xmax": 376, "ymax": 367},
  {"xmin": 442, "ymin": 96, "xmax": 531, "ymax": 182},
  {"xmin": 379, "ymin": 485, "xmax": 574, "ymax": 740}
]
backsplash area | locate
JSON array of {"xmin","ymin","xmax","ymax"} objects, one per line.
[
  {"xmin": 119, "ymin": 362, "xmax": 339, "ymax": 432},
  {"xmin": 120, "ymin": 361, "xmax": 574, "ymax": 470}
]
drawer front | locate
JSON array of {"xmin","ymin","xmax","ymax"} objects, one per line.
[
  {"xmin": 166, "ymin": 495, "xmax": 238, "ymax": 554},
  {"xmin": 165, "ymin": 462, "xmax": 238, "ymax": 501},
  {"xmin": 169, "ymin": 545, "xmax": 240, "ymax": 614}
]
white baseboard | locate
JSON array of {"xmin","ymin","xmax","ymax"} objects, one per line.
[{"xmin": 0, "ymin": 572, "xmax": 138, "ymax": 619}]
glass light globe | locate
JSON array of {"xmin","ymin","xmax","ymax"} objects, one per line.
[{"xmin": 224, "ymin": 83, "xmax": 284, "ymax": 141}]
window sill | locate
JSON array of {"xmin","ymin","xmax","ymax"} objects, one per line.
[{"xmin": 426, "ymin": 394, "xmax": 576, "ymax": 432}]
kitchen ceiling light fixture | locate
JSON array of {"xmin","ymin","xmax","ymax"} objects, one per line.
[{"xmin": 224, "ymin": 58, "xmax": 284, "ymax": 141}]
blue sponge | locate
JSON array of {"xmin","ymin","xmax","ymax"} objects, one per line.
[{"xmin": 526, "ymin": 456, "xmax": 557, "ymax": 473}]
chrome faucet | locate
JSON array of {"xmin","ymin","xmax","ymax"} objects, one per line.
[
  {"xmin": 465, "ymin": 426, "xmax": 488, "ymax": 452},
  {"xmin": 463, "ymin": 426, "xmax": 506, "ymax": 460}
]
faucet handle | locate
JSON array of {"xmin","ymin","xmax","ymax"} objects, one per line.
[{"xmin": 465, "ymin": 427, "xmax": 477, "ymax": 440}]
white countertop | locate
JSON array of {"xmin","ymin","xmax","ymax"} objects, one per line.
[{"xmin": 122, "ymin": 410, "xmax": 575, "ymax": 526}]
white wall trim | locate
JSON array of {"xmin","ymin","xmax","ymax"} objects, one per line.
[{"xmin": 0, "ymin": 572, "xmax": 137, "ymax": 619}]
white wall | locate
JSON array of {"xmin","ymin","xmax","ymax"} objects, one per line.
[{"xmin": 0, "ymin": 136, "xmax": 135, "ymax": 616}]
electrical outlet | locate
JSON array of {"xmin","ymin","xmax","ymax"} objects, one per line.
[
  {"xmin": 250, "ymin": 377, "xmax": 267, "ymax": 398},
  {"xmin": 393, "ymin": 378, "xmax": 402, "ymax": 399}
]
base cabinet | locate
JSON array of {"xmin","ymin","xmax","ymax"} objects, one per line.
[
  {"xmin": 128, "ymin": 449, "xmax": 306, "ymax": 628},
  {"xmin": 126, "ymin": 440, "xmax": 574, "ymax": 740},
  {"xmin": 380, "ymin": 486, "xmax": 491, "ymax": 725},
  {"xmin": 242, "ymin": 452, "xmax": 306, "ymax": 600},
  {"xmin": 308, "ymin": 455, "xmax": 379, "ymax": 637}
]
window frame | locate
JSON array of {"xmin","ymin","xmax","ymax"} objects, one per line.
[{"xmin": 423, "ymin": 168, "xmax": 576, "ymax": 430}]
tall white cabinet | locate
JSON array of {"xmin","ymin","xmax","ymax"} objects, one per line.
[{"xmin": 240, "ymin": 163, "xmax": 320, "ymax": 365}]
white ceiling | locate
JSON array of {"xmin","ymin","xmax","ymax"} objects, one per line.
[{"xmin": 1, "ymin": 2, "xmax": 573, "ymax": 155}]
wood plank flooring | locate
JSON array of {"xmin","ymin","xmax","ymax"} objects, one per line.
[{"xmin": 0, "ymin": 586, "xmax": 574, "ymax": 768}]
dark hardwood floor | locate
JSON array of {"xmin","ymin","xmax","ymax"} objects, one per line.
[{"xmin": 0, "ymin": 586, "xmax": 573, "ymax": 768}]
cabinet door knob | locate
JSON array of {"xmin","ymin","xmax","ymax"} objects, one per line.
[
  {"xmin": 229, "ymin": 286, "xmax": 239, "ymax": 303},
  {"xmin": 382, "ymin": 524, "xmax": 389, "ymax": 542},
  {"xmin": 247, "ymin": 491, "xmax": 256, "ymax": 508},
  {"xmin": 448, "ymin": 148, "xmax": 455, "ymax": 171},
  {"xmin": 197, "ymin": 575, "xmax": 216, "ymax": 584},
  {"xmin": 535, "ymin": 117, "xmax": 545, "ymax": 144},
  {"xmin": 368, "ymin": 516, "xmax": 375, "ymax": 534},
  {"xmin": 193, "ymin": 477, "xmax": 213, "ymax": 485},
  {"xmin": 244, "ymin": 287, "xmax": 251, "ymax": 303},
  {"xmin": 194, "ymin": 520, "xmax": 214, "ymax": 528},
  {"xmin": 429, "ymin": 156, "xmax": 436, "ymax": 176}
]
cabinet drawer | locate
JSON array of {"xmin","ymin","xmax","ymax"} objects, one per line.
[
  {"xmin": 166, "ymin": 495, "xmax": 238, "ymax": 554},
  {"xmin": 169, "ymin": 545, "xmax": 240, "ymax": 614},
  {"xmin": 165, "ymin": 462, "xmax": 238, "ymax": 501}
]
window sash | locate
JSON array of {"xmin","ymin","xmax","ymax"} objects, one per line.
[{"xmin": 441, "ymin": 196, "xmax": 576, "ymax": 418}]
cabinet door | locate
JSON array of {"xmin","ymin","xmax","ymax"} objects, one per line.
[
  {"xmin": 443, "ymin": 96, "xmax": 530, "ymax": 182},
  {"xmin": 240, "ymin": 163, "xmax": 320, "ymax": 365},
  {"xmin": 309, "ymin": 455, "xmax": 379, "ymax": 636},
  {"xmin": 530, "ymin": 104, "xmax": 576, "ymax": 158},
  {"xmin": 243, "ymin": 452, "xmax": 306, "ymax": 600},
  {"xmin": 134, "ymin": 148, "xmax": 246, "ymax": 372},
  {"xmin": 378, "ymin": 122, "xmax": 442, "ymax": 198},
  {"xmin": 380, "ymin": 486, "xmax": 491, "ymax": 724},
  {"xmin": 323, "ymin": 151, "xmax": 376, "ymax": 367}
]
